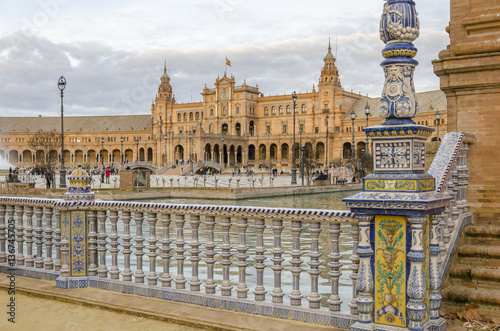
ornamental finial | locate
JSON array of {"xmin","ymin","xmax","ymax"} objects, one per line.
[{"xmin": 378, "ymin": 0, "xmax": 420, "ymax": 124}]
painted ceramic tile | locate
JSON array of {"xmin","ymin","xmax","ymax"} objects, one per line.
[{"xmin": 375, "ymin": 216, "xmax": 406, "ymax": 327}]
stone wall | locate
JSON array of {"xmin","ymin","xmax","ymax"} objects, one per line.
[{"xmin": 433, "ymin": 2, "xmax": 500, "ymax": 225}]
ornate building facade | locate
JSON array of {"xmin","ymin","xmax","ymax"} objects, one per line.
[{"xmin": 0, "ymin": 43, "xmax": 447, "ymax": 173}]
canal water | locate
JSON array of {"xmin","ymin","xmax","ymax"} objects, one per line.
[{"xmin": 139, "ymin": 189, "xmax": 358, "ymax": 311}]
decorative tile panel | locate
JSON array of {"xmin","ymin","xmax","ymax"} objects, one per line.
[
  {"xmin": 70, "ymin": 211, "xmax": 87, "ymax": 277},
  {"xmin": 375, "ymin": 216, "xmax": 406, "ymax": 327},
  {"xmin": 413, "ymin": 142, "xmax": 425, "ymax": 169},
  {"xmin": 375, "ymin": 142, "xmax": 411, "ymax": 170}
]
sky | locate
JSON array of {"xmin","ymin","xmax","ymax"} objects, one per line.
[{"xmin": 0, "ymin": 0, "xmax": 450, "ymax": 118}]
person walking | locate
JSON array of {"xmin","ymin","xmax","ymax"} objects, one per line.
[
  {"xmin": 105, "ymin": 167, "xmax": 111, "ymax": 184},
  {"xmin": 45, "ymin": 170, "xmax": 51, "ymax": 189}
]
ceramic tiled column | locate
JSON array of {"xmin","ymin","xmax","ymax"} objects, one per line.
[
  {"xmin": 344, "ymin": 1, "xmax": 450, "ymax": 330},
  {"xmin": 56, "ymin": 164, "xmax": 95, "ymax": 289}
]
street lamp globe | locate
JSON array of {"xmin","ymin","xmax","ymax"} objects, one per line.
[{"xmin": 58, "ymin": 76, "xmax": 67, "ymax": 188}]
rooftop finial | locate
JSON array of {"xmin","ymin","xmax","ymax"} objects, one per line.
[
  {"xmin": 328, "ymin": 37, "xmax": 331, "ymax": 53},
  {"xmin": 164, "ymin": 60, "xmax": 167, "ymax": 73}
]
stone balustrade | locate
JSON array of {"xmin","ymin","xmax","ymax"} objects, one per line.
[{"xmin": 0, "ymin": 197, "xmax": 358, "ymax": 328}]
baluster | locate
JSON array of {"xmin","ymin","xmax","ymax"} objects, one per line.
[
  {"xmin": 204, "ymin": 215, "xmax": 217, "ymax": 294},
  {"xmin": 438, "ymin": 213, "xmax": 446, "ymax": 267},
  {"xmin": 429, "ymin": 215, "xmax": 442, "ymax": 321},
  {"xmin": 307, "ymin": 221, "xmax": 322, "ymax": 309},
  {"xmin": 134, "ymin": 212, "xmax": 145, "ymax": 283},
  {"xmin": 121, "ymin": 211, "xmax": 133, "ymax": 282},
  {"xmin": 159, "ymin": 213, "xmax": 172, "ymax": 287},
  {"xmin": 442, "ymin": 194, "xmax": 451, "ymax": 245},
  {"xmin": 34, "ymin": 206, "xmax": 44, "ymax": 268},
  {"xmin": 354, "ymin": 214, "xmax": 374, "ymax": 325},
  {"xmin": 109, "ymin": 211, "xmax": 120, "ymax": 280},
  {"xmin": 174, "ymin": 214, "xmax": 187, "ymax": 289},
  {"xmin": 44, "ymin": 207, "xmax": 54, "ymax": 270},
  {"xmin": 0, "ymin": 204, "xmax": 6, "ymax": 263},
  {"xmin": 407, "ymin": 216, "xmax": 428, "ymax": 330},
  {"xmin": 189, "ymin": 215, "xmax": 201, "ymax": 291},
  {"xmin": 451, "ymin": 168, "xmax": 460, "ymax": 226},
  {"xmin": 461, "ymin": 143, "xmax": 470, "ymax": 212},
  {"xmin": 88, "ymin": 210, "xmax": 98, "ymax": 276},
  {"xmin": 53, "ymin": 209, "xmax": 61, "ymax": 271},
  {"xmin": 97, "ymin": 210, "xmax": 108, "ymax": 278},
  {"xmin": 289, "ymin": 220, "xmax": 303, "ymax": 306},
  {"xmin": 220, "ymin": 216, "xmax": 233, "ymax": 296},
  {"xmin": 15, "ymin": 205, "xmax": 25, "ymax": 266},
  {"xmin": 349, "ymin": 222, "xmax": 360, "ymax": 315},
  {"xmin": 25, "ymin": 206, "xmax": 35, "ymax": 268},
  {"xmin": 236, "ymin": 217, "xmax": 249, "ymax": 299},
  {"xmin": 146, "ymin": 212, "xmax": 158, "ymax": 285},
  {"xmin": 327, "ymin": 222, "xmax": 343, "ymax": 311},
  {"xmin": 253, "ymin": 218, "xmax": 267, "ymax": 301},
  {"xmin": 60, "ymin": 210, "xmax": 70, "ymax": 278}
]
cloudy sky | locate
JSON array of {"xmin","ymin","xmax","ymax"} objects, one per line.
[{"xmin": 0, "ymin": 0, "xmax": 449, "ymax": 118}]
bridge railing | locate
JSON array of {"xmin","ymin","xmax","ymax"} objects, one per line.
[
  {"xmin": 0, "ymin": 197, "xmax": 358, "ymax": 329},
  {"xmin": 428, "ymin": 132, "xmax": 476, "ymax": 282}
]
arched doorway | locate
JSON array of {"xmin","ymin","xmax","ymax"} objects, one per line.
[{"xmin": 343, "ymin": 142, "xmax": 352, "ymax": 159}]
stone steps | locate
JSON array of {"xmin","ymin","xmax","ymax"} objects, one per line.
[{"xmin": 443, "ymin": 224, "xmax": 500, "ymax": 317}]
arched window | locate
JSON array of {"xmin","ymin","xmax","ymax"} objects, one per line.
[
  {"xmin": 195, "ymin": 112, "xmax": 200, "ymax": 120},
  {"xmin": 177, "ymin": 113, "xmax": 181, "ymax": 122},
  {"xmin": 183, "ymin": 113, "xmax": 187, "ymax": 121},
  {"xmin": 279, "ymin": 105, "xmax": 284, "ymax": 115},
  {"xmin": 301, "ymin": 104, "xmax": 306, "ymax": 113},
  {"xmin": 264, "ymin": 107, "xmax": 269, "ymax": 116},
  {"xmin": 286, "ymin": 105, "xmax": 291, "ymax": 114},
  {"xmin": 271, "ymin": 106, "xmax": 276, "ymax": 115},
  {"xmin": 189, "ymin": 112, "xmax": 194, "ymax": 121}
]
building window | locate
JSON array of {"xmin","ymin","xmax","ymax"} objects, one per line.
[
  {"xmin": 177, "ymin": 113, "xmax": 181, "ymax": 122},
  {"xmin": 279, "ymin": 105, "xmax": 284, "ymax": 115},
  {"xmin": 301, "ymin": 104, "xmax": 306, "ymax": 113},
  {"xmin": 210, "ymin": 108, "xmax": 214, "ymax": 116},
  {"xmin": 266, "ymin": 125, "xmax": 271, "ymax": 134},
  {"xmin": 222, "ymin": 107, "xmax": 227, "ymax": 116},
  {"xmin": 183, "ymin": 113, "xmax": 187, "ymax": 121},
  {"xmin": 189, "ymin": 112, "xmax": 194, "ymax": 121},
  {"xmin": 282, "ymin": 125, "xmax": 287, "ymax": 134},
  {"xmin": 264, "ymin": 107, "xmax": 269, "ymax": 116},
  {"xmin": 236, "ymin": 107, "xmax": 240, "ymax": 114},
  {"xmin": 299, "ymin": 124, "xmax": 304, "ymax": 133},
  {"xmin": 286, "ymin": 105, "xmax": 291, "ymax": 114},
  {"xmin": 271, "ymin": 106, "xmax": 276, "ymax": 115},
  {"xmin": 315, "ymin": 127, "xmax": 319, "ymax": 133}
]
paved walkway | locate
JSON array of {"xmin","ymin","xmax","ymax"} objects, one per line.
[{"xmin": 0, "ymin": 275, "xmax": 339, "ymax": 331}]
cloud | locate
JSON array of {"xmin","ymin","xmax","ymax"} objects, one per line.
[{"xmin": 0, "ymin": 0, "xmax": 450, "ymax": 117}]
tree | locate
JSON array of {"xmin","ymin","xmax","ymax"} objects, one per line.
[{"xmin": 28, "ymin": 131, "xmax": 60, "ymax": 173}]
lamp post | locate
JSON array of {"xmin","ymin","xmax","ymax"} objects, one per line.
[
  {"xmin": 163, "ymin": 134, "xmax": 167, "ymax": 166},
  {"xmin": 301, "ymin": 144, "xmax": 305, "ymax": 187},
  {"xmin": 221, "ymin": 135, "xmax": 225, "ymax": 169},
  {"xmin": 136, "ymin": 139, "xmax": 139, "ymax": 162},
  {"xmin": 435, "ymin": 110, "xmax": 441, "ymax": 141},
  {"xmin": 351, "ymin": 111, "xmax": 356, "ymax": 159},
  {"xmin": 325, "ymin": 115, "xmax": 329, "ymax": 175},
  {"xmin": 57, "ymin": 76, "xmax": 67, "ymax": 188},
  {"xmin": 364, "ymin": 102, "xmax": 370, "ymax": 153},
  {"xmin": 101, "ymin": 137, "xmax": 105, "ymax": 169},
  {"xmin": 299, "ymin": 127, "xmax": 303, "ymax": 179},
  {"xmin": 188, "ymin": 132, "xmax": 193, "ymax": 175},
  {"xmin": 291, "ymin": 91, "xmax": 297, "ymax": 184},
  {"xmin": 120, "ymin": 137, "xmax": 124, "ymax": 165},
  {"xmin": 360, "ymin": 148, "xmax": 365, "ymax": 179}
]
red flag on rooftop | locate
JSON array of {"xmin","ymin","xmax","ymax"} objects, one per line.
[{"xmin": 226, "ymin": 58, "xmax": 231, "ymax": 67}]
